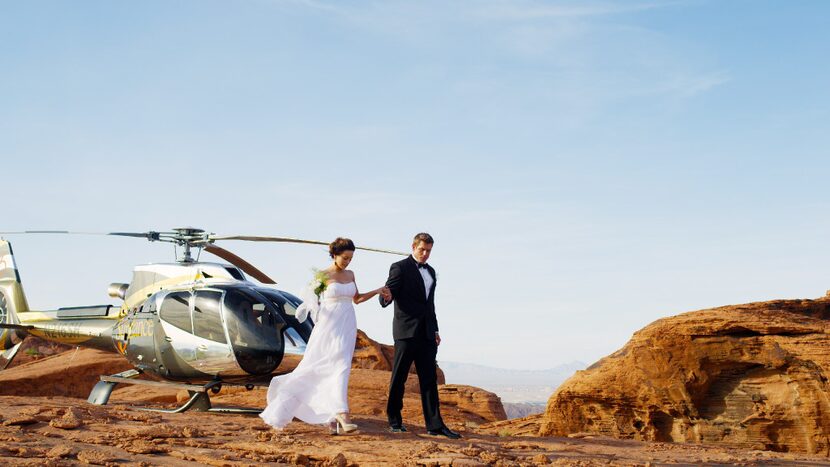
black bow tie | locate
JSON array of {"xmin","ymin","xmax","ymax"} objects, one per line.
[{"xmin": 417, "ymin": 263, "xmax": 428, "ymax": 269}]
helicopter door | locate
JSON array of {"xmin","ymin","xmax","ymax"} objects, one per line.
[
  {"xmin": 223, "ymin": 289, "xmax": 285, "ymax": 375},
  {"xmin": 191, "ymin": 290, "xmax": 235, "ymax": 374},
  {"xmin": 158, "ymin": 291, "xmax": 197, "ymax": 365}
]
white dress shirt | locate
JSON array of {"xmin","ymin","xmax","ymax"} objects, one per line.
[{"xmin": 418, "ymin": 265, "xmax": 433, "ymax": 300}]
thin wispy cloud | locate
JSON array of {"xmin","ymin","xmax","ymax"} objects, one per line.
[
  {"xmin": 663, "ymin": 70, "xmax": 731, "ymax": 97},
  {"xmin": 261, "ymin": 0, "xmax": 342, "ymax": 13},
  {"xmin": 266, "ymin": 0, "xmax": 688, "ymax": 21},
  {"xmin": 474, "ymin": 0, "xmax": 687, "ymax": 21},
  {"xmin": 249, "ymin": 0, "xmax": 726, "ymax": 134}
]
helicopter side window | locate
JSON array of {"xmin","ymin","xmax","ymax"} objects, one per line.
[
  {"xmin": 160, "ymin": 292, "xmax": 192, "ymax": 333},
  {"xmin": 193, "ymin": 291, "xmax": 226, "ymax": 344}
]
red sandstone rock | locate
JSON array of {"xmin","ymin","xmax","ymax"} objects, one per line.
[
  {"xmin": 0, "ymin": 393, "xmax": 825, "ymax": 464},
  {"xmin": 76, "ymin": 449, "xmax": 117, "ymax": 465},
  {"xmin": 353, "ymin": 329, "xmax": 396, "ymax": 370},
  {"xmin": 24, "ymin": 329, "xmax": 818, "ymax": 463},
  {"xmin": 45, "ymin": 445, "xmax": 73, "ymax": 459},
  {"xmin": 353, "ymin": 329, "xmax": 445, "ymax": 383},
  {"xmin": 439, "ymin": 384, "xmax": 507, "ymax": 422},
  {"xmin": 538, "ymin": 296, "xmax": 830, "ymax": 454},
  {"xmin": 49, "ymin": 409, "xmax": 83, "ymax": 430}
]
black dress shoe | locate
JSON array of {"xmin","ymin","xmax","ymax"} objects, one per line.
[
  {"xmin": 389, "ymin": 425, "xmax": 408, "ymax": 433},
  {"xmin": 427, "ymin": 426, "xmax": 461, "ymax": 439}
]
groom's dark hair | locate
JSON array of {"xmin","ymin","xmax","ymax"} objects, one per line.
[{"xmin": 412, "ymin": 233, "xmax": 434, "ymax": 246}]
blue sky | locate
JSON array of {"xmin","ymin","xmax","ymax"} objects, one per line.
[{"xmin": 2, "ymin": 1, "xmax": 829, "ymax": 369}]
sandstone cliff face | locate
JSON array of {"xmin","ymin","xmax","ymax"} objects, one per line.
[{"xmin": 540, "ymin": 296, "xmax": 830, "ymax": 454}]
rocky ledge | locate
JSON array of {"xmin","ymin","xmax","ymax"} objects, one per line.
[{"xmin": 538, "ymin": 295, "xmax": 830, "ymax": 454}]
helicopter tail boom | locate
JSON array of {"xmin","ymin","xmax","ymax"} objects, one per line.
[{"xmin": 0, "ymin": 240, "xmax": 30, "ymax": 351}]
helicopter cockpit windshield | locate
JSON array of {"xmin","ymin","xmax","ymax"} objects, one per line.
[
  {"xmin": 221, "ymin": 287, "xmax": 287, "ymax": 375},
  {"xmin": 255, "ymin": 288, "xmax": 312, "ymax": 355}
]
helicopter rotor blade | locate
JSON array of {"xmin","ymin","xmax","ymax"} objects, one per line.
[
  {"xmin": 0, "ymin": 230, "xmax": 407, "ymax": 256},
  {"xmin": 0, "ymin": 230, "xmax": 163, "ymax": 239},
  {"xmin": 0, "ymin": 230, "xmax": 107, "ymax": 235},
  {"xmin": 0, "ymin": 230, "xmax": 177, "ymax": 243},
  {"xmin": 203, "ymin": 244, "xmax": 277, "ymax": 285},
  {"xmin": 210, "ymin": 235, "xmax": 407, "ymax": 256},
  {"xmin": 107, "ymin": 231, "xmax": 163, "ymax": 241}
]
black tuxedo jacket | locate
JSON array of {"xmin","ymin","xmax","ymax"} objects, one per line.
[{"xmin": 380, "ymin": 255, "xmax": 438, "ymax": 341}]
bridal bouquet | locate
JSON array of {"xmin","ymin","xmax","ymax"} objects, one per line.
[
  {"xmin": 296, "ymin": 269, "xmax": 329, "ymax": 324},
  {"xmin": 311, "ymin": 268, "xmax": 330, "ymax": 298}
]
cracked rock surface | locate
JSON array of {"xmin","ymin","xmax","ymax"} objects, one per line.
[
  {"xmin": 2, "ymin": 326, "xmax": 830, "ymax": 463},
  {"xmin": 525, "ymin": 295, "xmax": 830, "ymax": 455}
]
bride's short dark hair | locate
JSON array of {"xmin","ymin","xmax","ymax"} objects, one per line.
[{"xmin": 329, "ymin": 237, "xmax": 355, "ymax": 258}]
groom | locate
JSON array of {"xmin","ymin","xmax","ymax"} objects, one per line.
[{"xmin": 379, "ymin": 233, "xmax": 461, "ymax": 439}]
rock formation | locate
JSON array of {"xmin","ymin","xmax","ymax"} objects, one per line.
[
  {"xmin": 4, "ymin": 327, "xmax": 830, "ymax": 463},
  {"xmin": 0, "ymin": 330, "xmax": 470, "ymax": 419},
  {"xmin": 353, "ymin": 328, "xmax": 397, "ymax": 370},
  {"xmin": 539, "ymin": 296, "xmax": 830, "ymax": 454},
  {"xmin": 353, "ymin": 329, "xmax": 445, "ymax": 383},
  {"xmin": 439, "ymin": 384, "xmax": 507, "ymax": 422}
]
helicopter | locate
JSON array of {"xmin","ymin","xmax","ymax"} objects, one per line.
[{"xmin": 0, "ymin": 228, "xmax": 404, "ymax": 413}]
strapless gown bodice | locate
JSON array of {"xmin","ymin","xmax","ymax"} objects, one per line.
[{"xmin": 321, "ymin": 281, "xmax": 357, "ymax": 303}]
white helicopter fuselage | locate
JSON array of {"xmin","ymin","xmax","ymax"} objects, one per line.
[{"xmin": 1, "ymin": 243, "xmax": 311, "ymax": 383}]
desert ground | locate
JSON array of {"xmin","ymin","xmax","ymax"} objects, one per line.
[{"xmin": 2, "ymin": 338, "xmax": 830, "ymax": 466}]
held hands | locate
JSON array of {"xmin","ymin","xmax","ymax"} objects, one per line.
[{"xmin": 380, "ymin": 286, "xmax": 392, "ymax": 302}]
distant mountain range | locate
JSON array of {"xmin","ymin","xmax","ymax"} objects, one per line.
[
  {"xmin": 501, "ymin": 401, "xmax": 548, "ymax": 420},
  {"xmin": 439, "ymin": 360, "xmax": 587, "ymax": 406}
]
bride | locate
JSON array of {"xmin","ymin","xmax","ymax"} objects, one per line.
[{"xmin": 260, "ymin": 237, "xmax": 387, "ymax": 434}]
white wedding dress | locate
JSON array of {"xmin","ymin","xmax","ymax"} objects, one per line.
[{"xmin": 260, "ymin": 281, "xmax": 357, "ymax": 428}]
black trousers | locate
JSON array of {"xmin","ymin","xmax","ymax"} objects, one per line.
[{"xmin": 386, "ymin": 337, "xmax": 443, "ymax": 431}]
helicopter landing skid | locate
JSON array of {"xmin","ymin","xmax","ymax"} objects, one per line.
[{"xmin": 87, "ymin": 371, "xmax": 263, "ymax": 415}]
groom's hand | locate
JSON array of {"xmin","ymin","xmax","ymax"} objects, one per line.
[
  {"xmin": 435, "ymin": 332, "xmax": 441, "ymax": 346},
  {"xmin": 380, "ymin": 287, "xmax": 392, "ymax": 303}
]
